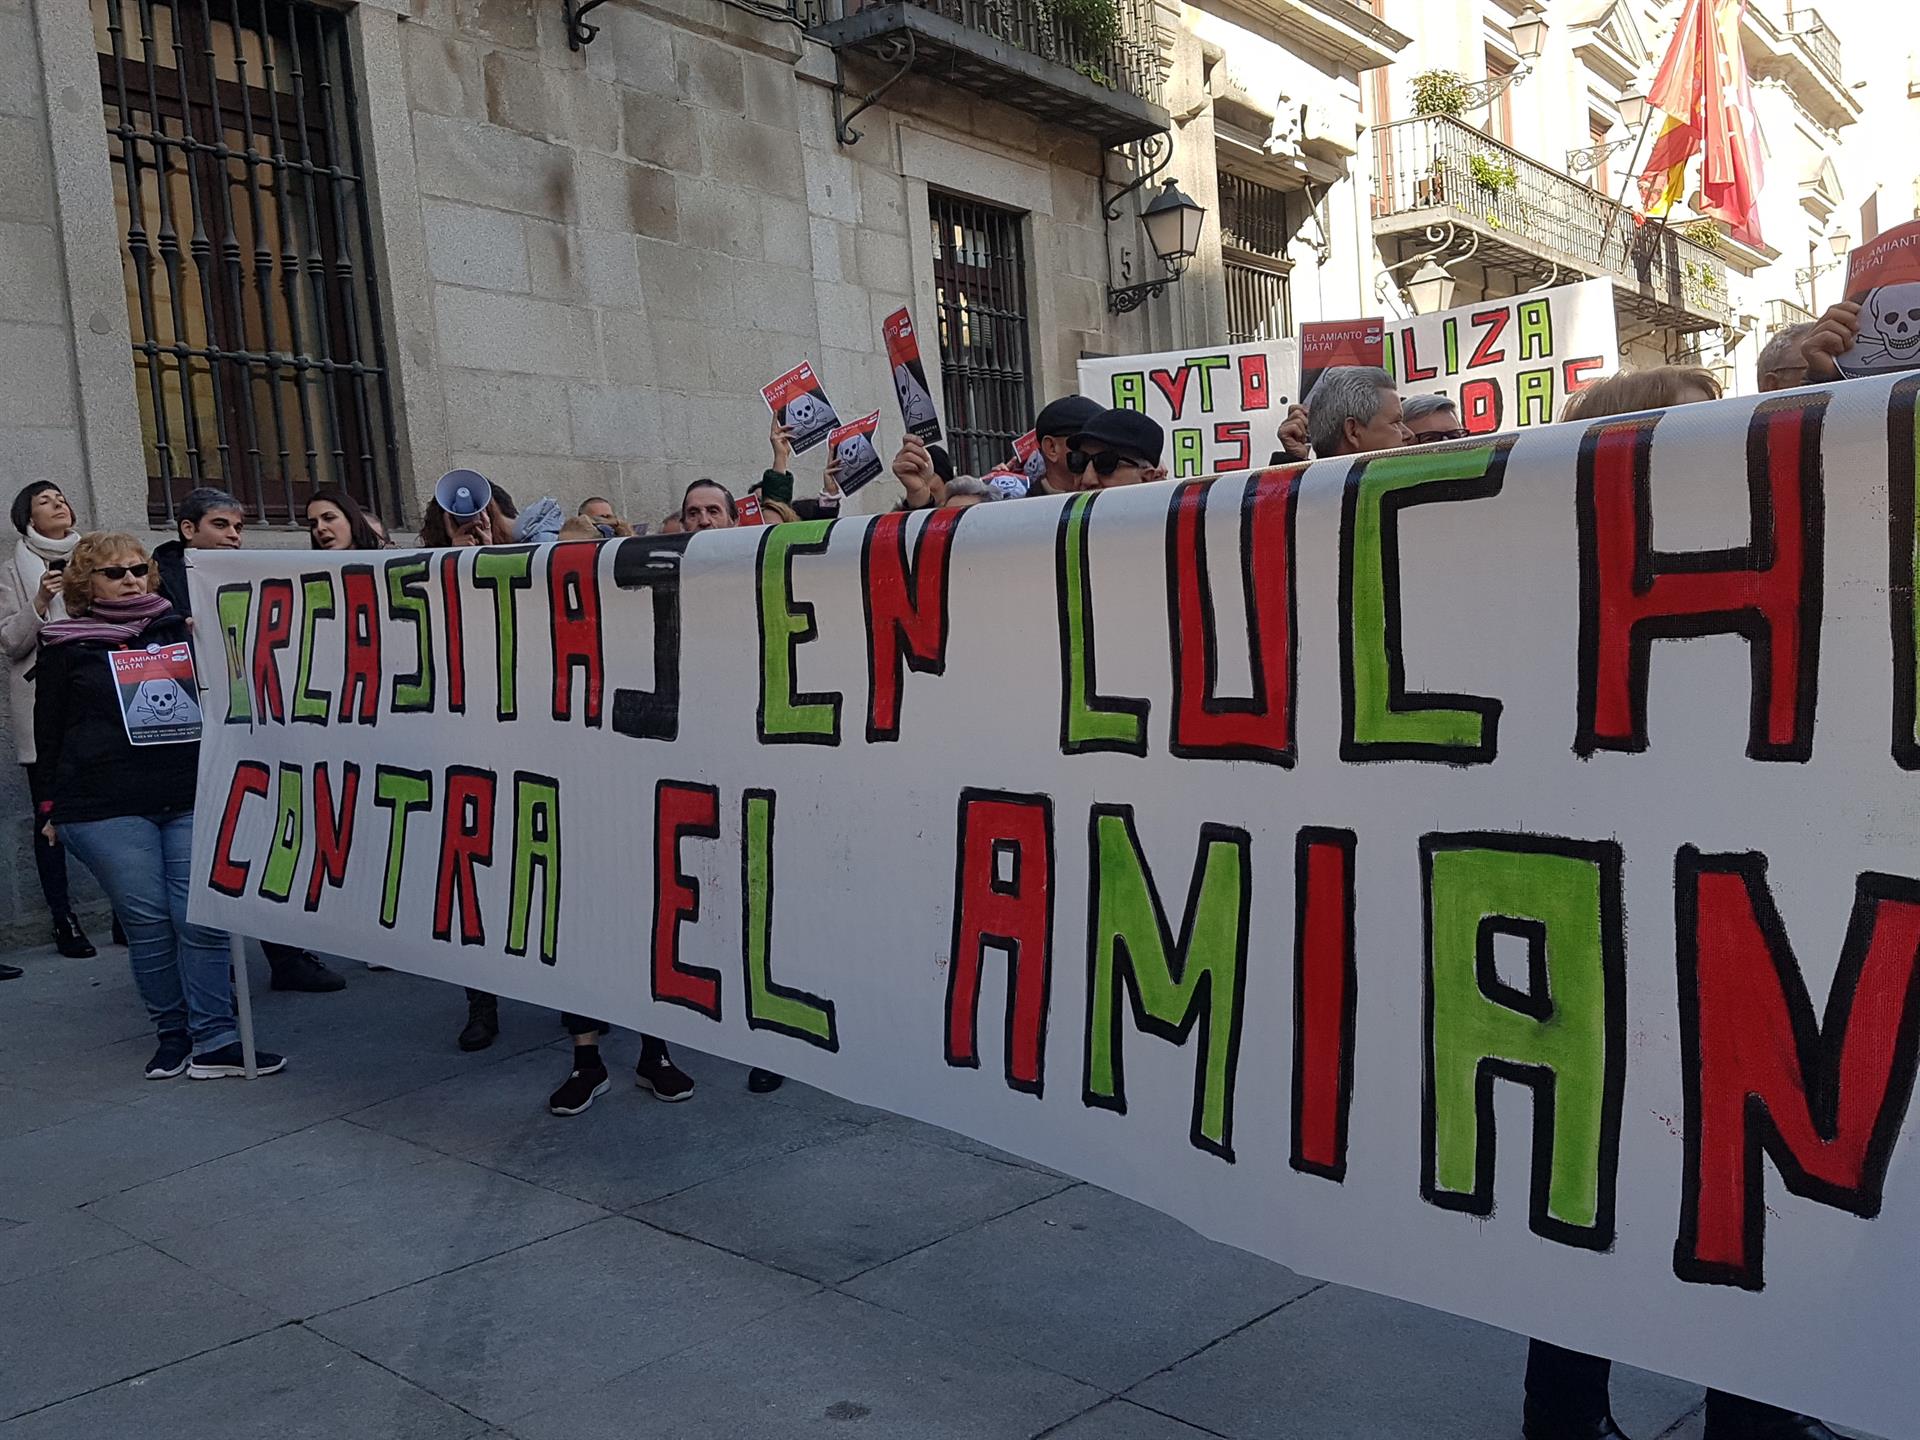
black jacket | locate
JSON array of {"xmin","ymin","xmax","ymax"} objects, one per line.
[
  {"xmin": 33, "ymin": 612, "xmax": 200, "ymax": 824},
  {"xmin": 153, "ymin": 539, "xmax": 192, "ymax": 619}
]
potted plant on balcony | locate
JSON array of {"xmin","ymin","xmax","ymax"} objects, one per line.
[
  {"xmin": 1044, "ymin": 0, "xmax": 1121, "ymax": 85},
  {"xmin": 1410, "ymin": 69, "xmax": 1471, "ymax": 119},
  {"xmin": 1680, "ymin": 217, "xmax": 1724, "ymax": 254}
]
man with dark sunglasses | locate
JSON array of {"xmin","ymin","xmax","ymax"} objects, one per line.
[
  {"xmin": 1066, "ymin": 407, "xmax": 1167, "ymax": 489},
  {"xmin": 1026, "ymin": 395, "xmax": 1103, "ymax": 496},
  {"xmin": 1402, "ymin": 393, "xmax": 1467, "ymax": 443}
]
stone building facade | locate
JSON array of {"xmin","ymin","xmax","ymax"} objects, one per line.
[{"xmin": 0, "ymin": 0, "xmax": 1409, "ymax": 937}]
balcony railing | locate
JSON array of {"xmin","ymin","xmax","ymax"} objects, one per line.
[
  {"xmin": 795, "ymin": 0, "xmax": 1166, "ymax": 142},
  {"xmin": 1785, "ymin": 8, "xmax": 1843, "ymax": 88},
  {"xmin": 1371, "ymin": 115, "xmax": 1731, "ymax": 329},
  {"xmin": 1767, "ymin": 297, "xmax": 1816, "ymax": 332}
]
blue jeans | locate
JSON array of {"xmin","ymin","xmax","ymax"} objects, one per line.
[{"xmin": 63, "ymin": 811, "xmax": 236, "ymax": 1053}]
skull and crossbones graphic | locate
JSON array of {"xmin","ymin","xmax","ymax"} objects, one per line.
[
  {"xmin": 1850, "ymin": 283, "xmax": 1920, "ymax": 372},
  {"xmin": 129, "ymin": 677, "xmax": 202, "ymax": 730}
]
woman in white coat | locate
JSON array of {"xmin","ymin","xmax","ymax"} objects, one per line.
[{"xmin": 1, "ymin": 480, "xmax": 97, "ymax": 958}]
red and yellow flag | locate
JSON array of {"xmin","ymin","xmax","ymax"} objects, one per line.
[{"xmin": 1638, "ymin": 0, "xmax": 1764, "ymax": 247}]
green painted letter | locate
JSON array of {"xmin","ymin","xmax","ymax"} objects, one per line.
[
  {"xmin": 373, "ymin": 767, "xmax": 433, "ymax": 929},
  {"xmin": 741, "ymin": 789, "xmax": 838, "ymax": 1048},
  {"xmin": 1340, "ymin": 445, "xmax": 1507, "ymax": 762},
  {"xmin": 508, "ymin": 772, "xmax": 561, "ymax": 964},
  {"xmin": 756, "ymin": 521, "xmax": 842, "ymax": 744},
  {"xmin": 1057, "ymin": 493, "xmax": 1148, "ymax": 755},
  {"xmin": 1084, "ymin": 806, "xmax": 1249, "ymax": 1160},
  {"xmin": 259, "ymin": 763, "xmax": 304, "ymax": 902},
  {"xmin": 1421, "ymin": 833, "xmax": 1625, "ymax": 1248}
]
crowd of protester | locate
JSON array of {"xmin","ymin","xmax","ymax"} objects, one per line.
[{"xmin": 0, "ymin": 304, "xmax": 1873, "ymax": 1439}]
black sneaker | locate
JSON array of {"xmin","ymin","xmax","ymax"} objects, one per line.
[
  {"xmin": 188, "ymin": 1043, "xmax": 287, "ymax": 1079},
  {"xmin": 747, "ymin": 1068, "xmax": 786, "ymax": 1094},
  {"xmin": 635, "ymin": 1047, "xmax": 696, "ymax": 1102},
  {"xmin": 145, "ymin": 1036, "xmax": 191, "ymax": 1080},
  {"xmin": 549, "ymin": 1063, "xmax": 611, "ymax": 1116},
  {"xmin": 268, "ymin": 950, "xmax": 346, "ymax": 993},
  {"xmin": 53, "ymin": 913, "xmax": 96, "ymax": 959},
  {"xmin": 0, "ymin": 962, "xmax": 21, "ymax": 982}
]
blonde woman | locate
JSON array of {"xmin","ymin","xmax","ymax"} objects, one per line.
[
  {"xmin": 0, "ymin": 480, "xmax": 95, "ymax": 960},
  {"xmin": 34, "ymin": 534, "xmax": 285, "ymax": 1081}
]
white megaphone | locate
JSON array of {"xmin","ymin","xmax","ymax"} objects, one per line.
[{"xmin": 434, "ymin": 468, "xmax": 492, "ymax": 520}]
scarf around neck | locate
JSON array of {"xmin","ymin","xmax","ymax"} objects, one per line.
[
  {"xmin": 40, "ymin": 591, "xmax": 173, "ymax": 648},
  {"xmin": 20, "ymin": 527, "xmax": 81, "ymax": 566}
]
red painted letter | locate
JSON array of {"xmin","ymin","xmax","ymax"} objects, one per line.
[
  {"xmin": 652, "ymin": 780, "xmax": 722, "ymax": 1019},
  {"xmin": 1577, "ymin": 395, "xmax": 1826, "ymax": 759},
  {"xmin": 305, "ymin": 761, "xmax": 360, "ymax": 911},
  {"xmin": 1168, "ymin": 470, "xmax": 1296, "ymax": 765},
  {"xmin": 1292, "ymin": 828, "xmax": 1356, "ymax": 1180},
  {"xmin": 338, "ymin": 565, "xmax": 381, "ymax": 725},
  {"xmin": 948, "ymin": 789, "xmax": 1053, "ymax": 1094},
  {"xmin": 252, "ymin": 579, "xmax": 293, "ymax": 724},
  {"xmin": 862, "ymin": 508, "xmax": 960, "ymax": 742},
  {"xmin": 548, "ymin": 542, "xmax": 604, "ymax": 725},
  {"xmin": 433, "ymin": 768, "xmax": 496, "ymax": 945},
  {"xmin": 1675, "ymin": 849, "xmax": 1920, "ymax": 1290},
  {"xmin": 210, "ymin": 761, "xmax": 270, "ymax": 896}
]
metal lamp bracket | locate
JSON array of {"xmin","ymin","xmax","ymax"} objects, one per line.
[
  {"xmin": 833, "ymin": 34, "xmax": 916, "ymax": 147},
  {"xmin": 1372, "ymin": 222, "xmax": 1481, "ymax": 306},
  {"xmin": 564, "ymin": 0, "xmax": 610, "ymax": 49},
  {"xmin": 1102, "ymin": 132, "xmax": 1173, "ymax": 223}
]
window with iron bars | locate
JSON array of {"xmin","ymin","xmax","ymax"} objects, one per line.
[
  {"xmin": 1219, "ymin": 173, "xmax": 1294, "ymax": 344},
  {"xmin": 93, "ymin": 0, "xmax": 401, "ymax": 527},
  {"xmin": 928, "ymin": 193, "xmax": 1034, "ymax": 477}
]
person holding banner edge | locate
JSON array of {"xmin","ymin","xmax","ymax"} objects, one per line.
[
  {"xmin": 34, "ymin": 533, "xmax": 284, "ymax": 1081},
  {"xmin": 152, "ymin": 487, "xmax": 348, "ymax": 995}
]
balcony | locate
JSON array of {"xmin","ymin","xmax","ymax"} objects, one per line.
[
  {"xmin": 1767, "ymin": 297, "xmax": 1815, "ymax": 333},
  {"xmin": 795, "ymin": 0, "xmax": 1169, "ymax": 145},
  {"xmin": 1370, "ymin": 116, "xmax": 1731, "ymax": 332},
  {"xmin": 1785, "ymin": 7, "xmax": 1842, "ymax": 89},
  {"xmin": 1744, "ymin": 2, "xmax": 1858, "ymax": 130}
]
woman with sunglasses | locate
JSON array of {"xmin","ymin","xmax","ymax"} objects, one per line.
[
  {"xmin": 34, "ymin": 534, "xmax": 285, "ymax": 1081},
  {"xmin": 305, "ymin": 486, "xmax": 385, "ymax": 552},
  {"xmin": 0, "ymin": 480, "xmax": 96, "ymax": 960}
]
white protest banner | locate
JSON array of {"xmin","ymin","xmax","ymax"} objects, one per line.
[
  {"xmin": 109, "ymin": 642, "xmax": 202, "ymax": 745},
  {"xmin": 1079, "ymin": 339, "xmax": 1300, "ymax": 478},
  {"xmin": 188, "ymin": 373, "xmax": 1920, "ymax": 1436},
  {"xmin": 1385, "ymin": 277, "xmax": 1618, "ymax": 432}
]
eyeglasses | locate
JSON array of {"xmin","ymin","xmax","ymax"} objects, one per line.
[
  {"xmin": 97, "ymin": 564, "xmax": 150, "ymax": 580},
  {"xmin": 1412, "ymin": 427, "xmax": 1469, "ymax": 442},
  {"xmin": 1066, "ymin": 449, "xmax": 1145, "ymax": 477}
]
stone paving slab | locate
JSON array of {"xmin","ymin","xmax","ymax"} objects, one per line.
[
  {"xmin": 350, "ymin": 1043, "xmax": 872, "ymax": 1209},
  {"xmin": 310, "ymin": 1215, "xmax": 818, "ymax": 1425},
  {"xmin": 152, "ymin": 1153, "xmax": 607, "ymax": 1318},
  {"xmin": 83, "ymin": 1118, "xmax": 441, "ymax": 1248},
  {"xmin": 1045, "ymin": 1400, "xmax": 1222, "ymax": 1438},
  {"xmin": 0, "ymin": 1207, "xmax": 138, "ymax": 1286},
  {"xmin": 0, "ymin": 1326, "xmax": 479, "ymax": 1440},
  {"xmin": 635, "ymin": 1125, "xmax": 1072, "ymax": 1283},
  {"xmin": 0, "ymin": 1243, "xmax": 279, "ymax": 1422},
  {"xmin": 1124, "ymin": 1284, "xmax": 1702, "ymax": 1440},
  {"xmin": 500, "ymin": 1289, "xmax": 1103, "ymax": 1440},
  {"xmin": 0, "ymin": 1091, "xmax": 282, "ymax": 1220},
  {"xmin": 846, "ymin": 1184, "xmax": 1319, "ymax": 1393}
]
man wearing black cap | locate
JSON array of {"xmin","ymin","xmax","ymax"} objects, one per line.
[
  {"xmin": 1066, "ymin": 407, "xmax": 1167, "ymax": 489},
  {"xmin": 1027, "ymin": 395, "xmax": 1103, "ymax": 497}
]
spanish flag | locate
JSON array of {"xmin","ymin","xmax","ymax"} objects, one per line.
[{"xmin": 1638, "ymin": 0, "xmax": 1764, "ymax": 246}]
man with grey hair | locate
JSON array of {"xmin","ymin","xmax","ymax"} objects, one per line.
[
  {"xmin": 1306, "ymin": 366, "xmax": 1413, "ymax": 458},
  {"xmin": 1401, "ymin": 393, "xmax": 1467, "ymax": 443},
  {"xmin": 1756, "ymin": 322, "xmax": 1814, "ymax": 392}
]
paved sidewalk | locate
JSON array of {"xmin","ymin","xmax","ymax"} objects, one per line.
[{"xmin": 0, "ymin": 942, "xmax": 1857, "ymax": 1439}]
